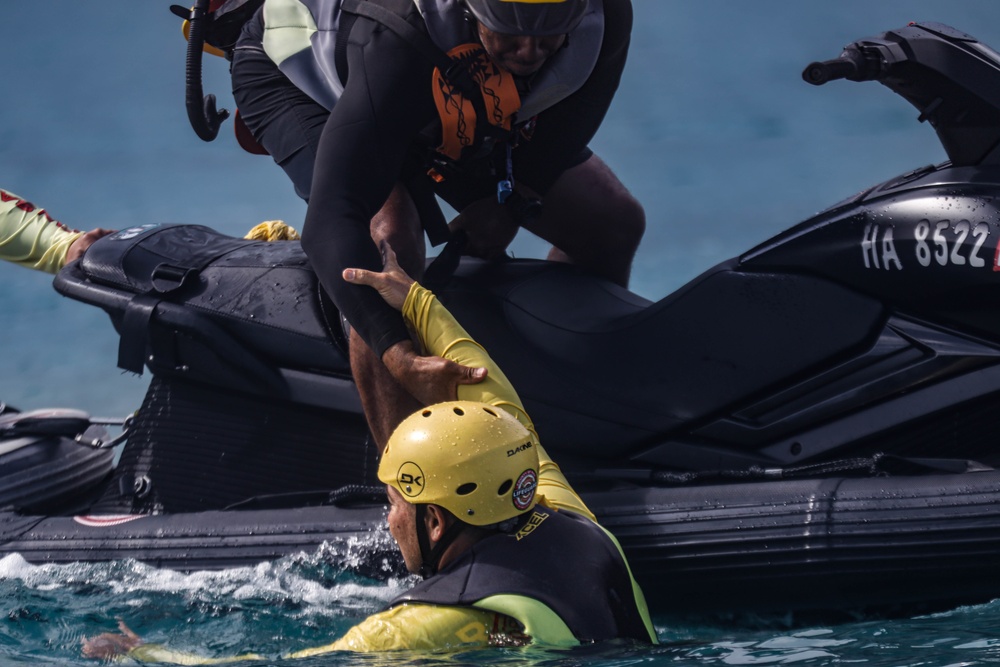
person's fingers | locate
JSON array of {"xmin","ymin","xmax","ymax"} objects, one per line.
[
  {"xmin": 342, "ymin": 267, "xmax": 380, "ymax": 287},
  {"xmin": 117, "ymin": 619, "xmax": 140, "ymax": 640},
  {"xmin": 343, "ymin": 266, "xmax": 409, "ymax": 310},
  {"xmin": 80, "ymin": 637, "xmax": 99, "ymax": 658},
  {"xmin": 421, "ymin": 360, "xmax": 487, "ymax": 403},
  {"xmin": 456, "ymin": 365, "xmax": 488, "ymax": 384}
]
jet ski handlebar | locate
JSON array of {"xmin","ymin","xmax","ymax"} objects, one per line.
[
  {"xmin": 801, "ymin": 49, "xmax": 875, "ymax": 86},
  {"xmin": 802, "ymin": 22, "xmax": 1000, "ymax": 167}
]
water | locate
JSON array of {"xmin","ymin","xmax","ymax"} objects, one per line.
[
  {"xmin": 3, "ymin": 547, "xmax": 1000, "ymax": 665},
  {"xmin": 3, "ymin": 1, "xmax": 1000, "ymax": 664}
]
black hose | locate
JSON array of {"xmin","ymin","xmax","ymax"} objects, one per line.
[{"xmin": 185, "ymin": 0, "xmax": 229, "ymax": 141}]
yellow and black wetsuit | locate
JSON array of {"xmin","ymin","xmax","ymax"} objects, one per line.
[
  {"xmin": 0, "ymin": 189, "xmax": 81, "ymax": 274},
  {"xmin": 290, "ymin": 283, "xmax": 655, "ymax": 654},
  {"xmin": 123, "ymin": 282, "xmax": 655, "ymax": 661}
]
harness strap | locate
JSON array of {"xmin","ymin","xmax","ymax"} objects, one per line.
[
  {"xmin": 416, "ymin": 504, "xmax": 470, "ymax": 579},
  {"xmin": 423, "ymin": 229, "xmax": 467, "ymax": 290},
  {"xmin": 118, "ymin": 262, "xmax": 200, "ymax": 374},
  {"xmin": 118, "ymin": 294, "xmax": 164, "ymax": 374},
  {"xmin": 334, "ymin": 10, "xmax": 356, "ymax": 85},
  {"xmin": 117, "ymin": 262, "xmax": 207, "ymax": 374}
]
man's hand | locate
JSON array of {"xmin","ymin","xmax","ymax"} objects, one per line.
[
  {"xmin": 382, "ymin": 340, "xmax": 486, "ymax": 406},
  {"xmin": 344, "ymin": 245, "xmax": 487, "ymax": 404},
  {"xmin": 448, "ymin": 196, "xmax": 519, "ymax": 261},
  {"xmin": 342, "ymin": 242, "xmax": 414, "ymax": 310},
  {"xmin": 81, "ymin": 619, "xmax": 142, "ymax": 660},
  {"xmin": 65, "ymin": 228, "xmax": 115, "ymax": 265}
]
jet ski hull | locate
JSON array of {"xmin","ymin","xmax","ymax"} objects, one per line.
[{"xmin": 3, "ymin": 468, "xmax": 998, "ymax": 615}]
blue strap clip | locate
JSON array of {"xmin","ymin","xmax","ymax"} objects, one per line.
[{"xmin": 497, "ymin": 179, "xmax": 513, "ymax": 203}]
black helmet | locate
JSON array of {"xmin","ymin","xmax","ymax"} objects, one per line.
[{"xmin": 465, "ymin": 0, "xmax": 587, "ymax": 37}]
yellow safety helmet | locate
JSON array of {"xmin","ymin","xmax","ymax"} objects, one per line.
[
  {"xmin": 378, "ymin": 401, "xmax": 539, "ymax": 526},
  {"xmin": 464, "ymin": 0, "xmax": 588, "ymax": 37}
]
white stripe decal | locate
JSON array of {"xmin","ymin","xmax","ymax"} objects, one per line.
[{"xmin": 73, "ymin": 515, "xmax": 146, "ymax": 527}]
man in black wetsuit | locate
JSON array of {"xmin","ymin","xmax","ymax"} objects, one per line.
[{"xmin": 230, "ymin": 0, "xmax": 642, "ymax": 447}]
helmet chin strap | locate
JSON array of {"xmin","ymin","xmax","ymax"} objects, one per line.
[{"xmin": 415, "ymin": 504, "xmax": 469, "ymax": 579}]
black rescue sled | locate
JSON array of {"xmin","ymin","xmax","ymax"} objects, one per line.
[{"xmin": 5, "ymin": 22, "xmax": 1000, "ymax": 616}]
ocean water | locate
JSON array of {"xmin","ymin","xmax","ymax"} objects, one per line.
[
  {"xmin": 3, "ymin": 545, "xmax": 1000, "ymax": 666},
  {"xmin": 3, "ymin": 1, "xmax": 1000, "ymax": 664}
]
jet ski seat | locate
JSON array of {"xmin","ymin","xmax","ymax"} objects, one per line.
[
  {"xmin": 55, "ymin": 224, "xmax": 889, "ymax": 461},
  {"xmin": 57, "ymin": 224, "xmax": 350, "ymax": 385}
]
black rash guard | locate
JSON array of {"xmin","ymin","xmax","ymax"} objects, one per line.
[{"xmin": 299, "ymin": 2, "xmax": 633, "ymax": 358}]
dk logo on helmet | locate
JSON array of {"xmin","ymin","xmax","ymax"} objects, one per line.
[{"xmin": 397, "ymin": 462, "xmax": 425, "ymax": 498}]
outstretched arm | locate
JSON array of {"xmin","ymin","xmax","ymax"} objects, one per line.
[
  {"xmin": 287, "ymin": 604, "xmax": 522, "ymax": 655},
  {"xmin": 0, "ymin": 189, "xmax": 112, "ymax": 273},
  {"xmin": 344, "ymin": 246, "xmax": 595, "ymax": 521},
  {"xmin": 81, "ymin": 620, "xmax": 261, "ymax": 664}
]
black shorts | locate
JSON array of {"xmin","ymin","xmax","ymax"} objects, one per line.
[{"xmin": 231, "ymin": 11, "xmax": 329, "ymax": 201}]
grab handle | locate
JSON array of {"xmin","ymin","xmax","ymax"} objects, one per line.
[
  {"xmin": 802, "ymin": 45, "xmax": 881, "ymax": 86},
  {"xmin": 802, "ymin": 57, "xmax": 860, "ymax": 85}
]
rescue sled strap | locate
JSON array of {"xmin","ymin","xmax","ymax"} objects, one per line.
[{"xmin": 117, "ymin": 234, "xmax": 248, "ymax": 375}]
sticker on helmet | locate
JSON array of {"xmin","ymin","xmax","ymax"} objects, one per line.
[
  {"xmin": 397, "ymin": 462, "xmax": 425, "ymax": 498},
  {"xmin": 512, "ymin": 468, "xmax": 537, "ymax": 511}
]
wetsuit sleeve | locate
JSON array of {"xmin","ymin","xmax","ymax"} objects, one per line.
[
  {"xmin": 286, "ymin": 604, "xmax": 509, "ymax": 654},
  {"xmin": 127, "ymin": 645, "xmax": 263, "ymax": 664},
  {"xmin": 120, "ymin": 608, "xmax": 509, "ymax": 660},
  {"xmin": 402, "ymin": 283, "xmax": 597, "ymax": 522},
  {"xmin": 118, "ymin": 607, "xmax": 503, "ymax": 661},
  {"xmin": 514, "ymin": 0, "xmax": 632, "ymax": 194},
  {"xmin": 0, "ymin": 189, "xmax": 82, "ymax": 274},
  {"xmin": 300, "ymin": 21, "xmax": 437, "ymax": 358}
]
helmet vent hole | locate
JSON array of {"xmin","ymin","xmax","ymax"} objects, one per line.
[
  {"xmin": 453, "ymin": 406, "xmax": 465, "ymax": 416},
  {"xmin": 456, "ymin": 482, "xmax": 477, "ymax": 496},
  {"xmin": 421, "ymin": 409, "xmax": 432, "ymax": 418},
  {"xmin": 497, "ymin": 479, "xmax": 512, "ymax": 495},
  {"xmin": 482, "ymin": 407, "xmax": 498, "ymax": 417}
]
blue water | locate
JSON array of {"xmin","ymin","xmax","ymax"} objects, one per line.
[
  {"xmin": 3, "ymin": 547, "xmax": 1000, "ymax": 666},
  {"xmin": 3, "ymin": 1, "xmax": 1000, "ymax": 664}
]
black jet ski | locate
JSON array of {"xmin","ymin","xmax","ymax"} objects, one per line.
[{"xmin": 5, "ymin": 22, "xmax": 1000, "ymax": 617}]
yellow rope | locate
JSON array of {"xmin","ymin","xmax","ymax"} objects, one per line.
[{"xmin": 243, "ymin": 220, "xmax": 301, "ymax": 241}]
